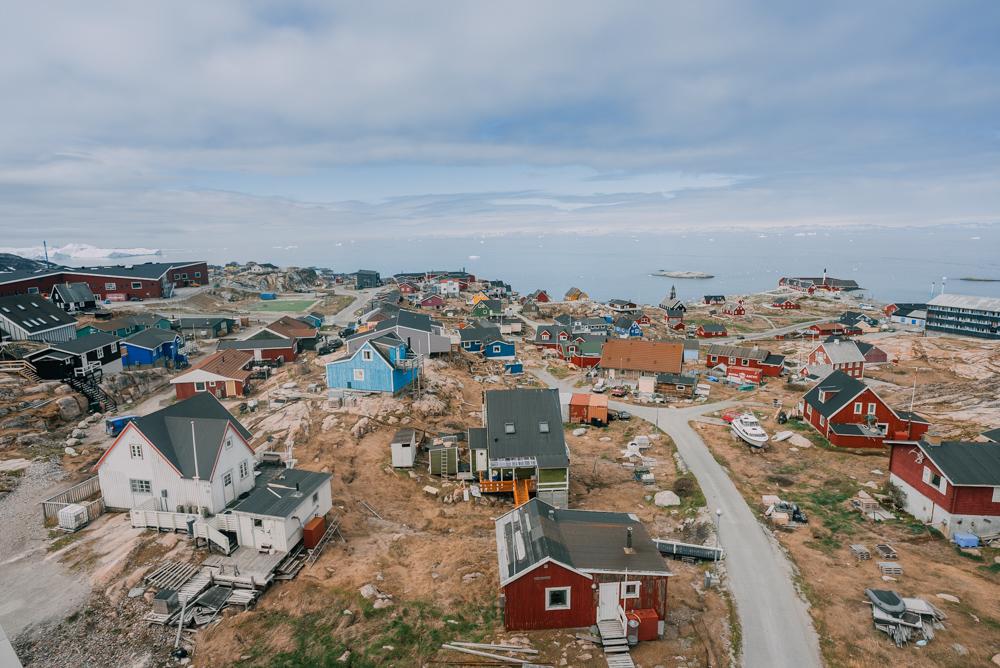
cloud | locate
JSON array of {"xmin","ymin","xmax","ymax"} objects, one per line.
[{"xmin": 0, "ymin": 2, "xmax": 999, "ymax": 245}]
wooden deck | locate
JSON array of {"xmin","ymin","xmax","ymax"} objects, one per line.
[{"xmin": 203, "ymin": 547, "xmax": 287, "ymax": 588}]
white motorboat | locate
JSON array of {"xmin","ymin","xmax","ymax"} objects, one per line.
[{"xmin": 730, "ymin": 413, "xmax": 769, "ymax": 448}]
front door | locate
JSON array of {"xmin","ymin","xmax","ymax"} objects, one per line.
[
  {"xmin": 475, "ymin": 449, "xmax": 487, "ymax": 472},
  {"xmin": 223, "ymin": 470, "xmax": 235, "ymax": 504},
  {"xmin": 598, "ymin": 582, "xmax": 621, "ymax": 621}
]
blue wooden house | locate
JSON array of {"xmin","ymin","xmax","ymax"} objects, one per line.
[
  {"xmin": 122, "ymin": 328, "xmax": 185, "ymax": 368},
  {"xmin": 483, "ymin": 338, "xmax": 516, "ymax": 360},
  {"xmin": 460, "ymin": 324, "xmax": 500, "ymax": 353},
  {"xmin": 299, "ymin": 312, "xmax": 325, "ymax": 328},
  {"xmin": 325, "ymin": 333, "xmax": 420, "ymax": 394},
  {"xmin": 613, "ymin": 316, "xmax": 643, "ymax": 338}
]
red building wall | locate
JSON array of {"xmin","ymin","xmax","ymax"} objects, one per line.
[
  {"xmin": 502, "ymin": 562, "xmax": 595, "ymax": 630},
  {"xmin": 706, "ymin": 353, "xmax": 782, "ymax": 377},
  {"xmin": 807, "ymin": 388, "xmax": 929, "ymax": 448},
  {"xmin": 568, "ymin": 354, "xmax": 601, "ymax": 368},
  {"xmin": 174, "ymin": 379, "xmax": 245, "ymax": 401},
  {"xmin": 889, "ymin": 444, "xmax": 954, "ymax": 507},
  {"xmin": 0, "ymin": 262, "xmax": 208, "ymax": 299}
]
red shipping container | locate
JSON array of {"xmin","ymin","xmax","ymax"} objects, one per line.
[
  {"xmin": 626, "ymin": 608, "xmax": 660, "ymax": 642},
  {"xmin": 303, "ymin": 516, "xmax": 326, "ymax": 549}
]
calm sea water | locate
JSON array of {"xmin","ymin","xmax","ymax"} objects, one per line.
[{"xmin": 62, "ymin": 225, "xmax": 1000, "ymax": 305}]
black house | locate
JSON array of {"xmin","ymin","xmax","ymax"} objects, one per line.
[
  {"xmin": 24, "ymin": 333, "xmax": 123, "ymax": 380},
  {"xmin": 50, "ymin": 282, "xmax": 98, "ymax": 313},
  {"xmin": 356, "ymin": 269, "xmax": 381, "ymax": 289}
]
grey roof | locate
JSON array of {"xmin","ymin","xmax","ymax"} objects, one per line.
[
  {"xmin": 707, "ymin": 345, "xmax": 770, "ymax": 362},
  {"xmin": 469, "ymin": 427, "xmax": 487, "ymax": 451},
  {"xmin": 814, "ymin": 340, "xmax": 866, "ymax": 365},
  {"xmin": 47, "ymin": 332, "xmax": 119, "ymax": 354},
  {"xmin": 230, "ymin": 464, "xmax": 331, "ymax": 517},
  {"xmin": 460, "ymin": 324, "xmax": 501, "ymax": 343},
  {"xmin": 484, "ymin": 389, "xmax": 568, "ymax": 469},
  {"xmin": 129, "ymin": 393, "xmax": 252, "ymax": 480},
  {"xmin": 656, "ymin": 373, "xmax": 695, "ymax": 386},
  {"xmin": 370, "ymin": 309, "xmax": 438, "ymax": 334},
  {"xmin": 683, "ymin": 339, "xmax": 700, "ymax": 352},
  {"xmin": 52, "ymin": 282, "xmax": 96, "ymax": 303},
  {"xmin": 982, "ymin": 427, "xmax": 1000, "ymax": 443},
  {"xmin": 174, "ymin": 317, "xmax": 231, "ymax": 328},
  {"xmin": 390, "ymin": 428, "xmax": 418, "ymax": 445},
  {"xmin": 0, "ymin": 294, "xmax": 76, "ymax": 333},
  {"xmin": 928, "ymin": 293, "xmax": 1000, "ymax": 313},
  {"xmin": 495, "ymin": 498, "xmax": 670, "ymax": 582},
  {"xmin": 699, "ymin": 323, "xmax": 727, "ymax": 332},
  {"xmin": 218, "ymin": 337, "xmax": 293, "ymax": 350},
  {"xmin": 908, "ymin": 441, "xmax": 1000, "ymax": 486},
  {"xmin": 124, "ymin": 327, "xmax": 180, "ymax": 349},
  {"xmin": 0, "ymin": 260, "xmax": 204, "ymax": 285}
]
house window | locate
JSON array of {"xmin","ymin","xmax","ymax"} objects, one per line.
[
  {"xmin": 539, "ymin": 421, "xmax": 550, "ymax": 433},
  {"xmin": 111, "ymin": 342, "xmax": 118, "ymax": 353},
  {"xmin": 194, "ymin": 272, "xmax": 201, "ymax": 278},
  {"xmin": 225, "ymin": 438, "xmax": 233, "ymax": 449},
  {"xmin": 253, "ymin": 518, "xmax": 263, "ymax": 528},
  {"xmin": 131, "ymin": 282, "xmax": 142, "ymax": 289},
  {"xmin": 130, "ymin": 443, "xmax": 142, "ymax": 460},
  {"xmin": 992, "ymin": 487, "xmax": 1000, "ymax": 503},
  {"xmin": 854, "ymin": 402, "xmax": 862, "ymax": 415},
  {"xmin": 493, "ymin": 345, "xmax": 501, "ymax": 353},
  {"xmin": 129, "ymin": 479, "xmax": 152, "ymax": 494},
  {"xmin": 362, "ymin": 350, "xmax": 373, "ymax": 361},
  {"xmin": 239, "ymin": 460, "xmax": 249, "ymax": 479},
  {"xmin": 312, "ymin": 492, "xmax": 319, "ymax": 503},
  {"xmin": 622, "ymin": 582, "xmax": 640, "ymax": 599},
  {"xmin": 819, "ymin": 415, "xmax": 825, "ymax": 427},
  {"xmin": 741, "ymin": 359, "xmax": 749, "ymax": 366},
  {"xmin": 867, "ymin": 403, "xmax": 877, "ymax": 415},
  {"xmin": 27, "ymin": 287, "xmax": 39, "ymax": 295},
  {"xmin": 922, "ymin": 467, "xmax": 947, "ymax": 494},
  {"xmin": 353, "ymin": 369, "xmax": 365, "ymax": 381},
  {"xmin": 195, "ymin": 381, "xmax": 206, "ymax": 392},
  {"xmin": 96, "ymin": 347, "xmax": 104, "ymax": 359},
  {"xmin": 504, "ymin": 422, "xmax": 516, "ymax": 434},
  {"xmin": 545, "ymin": 587, "xmax": 571, "ymax": 611},
  {"xmin": 223, "ymin": 472, "xmax": 233, "ymax": 486},
  {"xmin": 105, "ymin": 282, "xmax": 116, "ymax": 290},
  {"xmin": 709, "ymin": 355, "xmax": 717, "ymax": 363}
]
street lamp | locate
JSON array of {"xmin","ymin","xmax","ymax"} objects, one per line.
[{"xmin": 714, "ymin": 508, "xmax": 723, "ymax": 572}]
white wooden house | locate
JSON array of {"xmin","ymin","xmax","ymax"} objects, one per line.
[
  {"xmin": 390, "ymin": 427, "xmax": 420, "ymax": 468},
  {"xmin": 95, "ymin": 392, "xmax": 257, "ymax": 514}
]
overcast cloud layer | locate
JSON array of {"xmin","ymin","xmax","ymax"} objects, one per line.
[{"xmin": 1, "ymin": 2, "xmax": 999, "ymax": 244}]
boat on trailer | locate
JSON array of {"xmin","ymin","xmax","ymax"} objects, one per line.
[{"xmin": 730, "ymin": 413, "xmax": 769, "ymax": 448}]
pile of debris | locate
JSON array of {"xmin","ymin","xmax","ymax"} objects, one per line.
[
  {"xmin": 865, "ymin": 589, "xmax": 947, "ymax": 647},
  {"xmin": 762, "ymin": 495, "xmax": 808, "ymax": 527}
]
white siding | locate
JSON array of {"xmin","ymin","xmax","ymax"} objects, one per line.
[{"xmin": 205, "ymin": 424, "xmax": 256, "ymax": 512}]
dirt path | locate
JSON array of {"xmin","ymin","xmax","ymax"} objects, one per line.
[{"xmin": 0, "ymin": 462, "xmax": 92, "ymax": 638}]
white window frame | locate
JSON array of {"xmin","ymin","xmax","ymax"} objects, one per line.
[
  {"xmin": 240, "ymin": 460, "xmax": 250, "ymax": 479},
  {"xmin": 225, "ymin": 437, "xmax": 233, "ymax": 450},
  {"xmin": 622, "ymin": 581, "xmax": 641, "ymax": 599},
  {"xmin": 353, "ymin": 368, "xmax": 365, "ymax": 381},
  {"xmin": 504, "ymin": 422, "xmax": 516, "ymax": 434},
  {"xmin": 26, "ymin": 287, "xmax": 39, "ymax": 295},
  {"xmin": 195, "ymin": 381, "xmax": 206, "ymax": 392},
  {"xmin": 819, "ymin": 415, "xmax": 825, "ymax": 427},
  {"xmin": 992, "ymin": 487, "xmax": 1000, "ymax": 503},
  {"xmin": 130, "ymin": 443, "xmax": 143, "ymax": 460},
  {"xmin": 362, "ymin": 350, "xmax": 373, "ymax": 362},
  {"xmin": 223, "ymin": 472, "xmax": 233, "ymax": 487},
  {"xmin": 129, "ymin": 479, "xmax": 152, "ymax": 494},
  {"xmin": 131, "ymin": 281, "xmax": 142, "ymax": 289},
  {"xmin": 854, "ymin": 402, "xmax": 862, "ymax": 415},
  {"xmin": 96, "ymin": 347, "xmax": 104, "ymax": 359},
  {"xmin": 545, "ymin": 586, "xmax": 571, "ymax": 611},
  {"xmin": 867, "ymin": 403, "xmax": 877, "ymax": 415},
  {"xmin": 105, "ymin": 282, "xmax": 116, "ymax": 290}
]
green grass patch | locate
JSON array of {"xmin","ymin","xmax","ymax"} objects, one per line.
[
  {"xmin": 47, "ymin": 529, "xmax": 85, "ymax": 553},
  {"xmin": 799, "ymin": 478, "xmax": 863, "ymax": 554},
  {"xmin": 545, "ymin": 365, "xmax": 571, "ymax": 379},
  {"xmin": 248, "ymin": 299, "xmax": 316, "ymax": 312},
  {"xmin": 236, "ymin": 592, "xmax": 498, "ymax": 668}
]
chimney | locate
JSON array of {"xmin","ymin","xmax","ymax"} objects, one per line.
[{"xmin": 624, "ymin": 527, "xmax": 635, "ymax": 554}]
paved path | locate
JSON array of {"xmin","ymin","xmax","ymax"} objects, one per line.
[
  {"xmin": 532, "ymin": 367, "xmax": 822, "ymax": 668},
  {"xmin": 329, "ymin": 287, "xmax": 379, "ymax": 326}
]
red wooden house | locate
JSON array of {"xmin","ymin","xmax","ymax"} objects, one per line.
[
  {"xmin": 888, "ymin": 439, "xmax": 1000, "ymax": 538},
  {"xmin": 569, "ymin": 393, "xmax": 609, "ymax": 425},
  {"xmin": 170, "ymin": 350, "xmax": 253, "ymax": 400},
  {"xmin": 524, "ymin": 289, "xmax": 551, "ymax": 303},
  {"xmin": 696, "ymin": 323, "xmax": 727, "ymax": 338},
  {"xmin": 397, "ymin": 281, "xmax": 420, "ymax": 295},
  {"xmin": 805, "ymin": 339, "xmax": 867, "ymax": 378},
  {"xmin": 800, "ymin": 370, "xmax": 929, "ymax": 448},
  {"xmin": 807, "ymin": 322, "xmax": 861, "ymax": 338},
  {"xmin": 706, "ymin": 344, "xmax": 785, "ymax": 377},
  {"xmin": 495, "ymin": 499, "xmax": 671, "ymax": 636},
  {"xmin": 771, "ymin": 299, "xmax": 801, "ymax": 310},
  {"xmin": 217, "ymin": 337, "xmax": 297, "ymax": 362},
  {"xmin": 635, "ymin": 312, "xmax": 651, "ymax": 325},
  {"xmin": 722, "ymin": 300, "xmax": 746, "ymax": 317},
  {"xmin": 419, "ymin": 295, "xmax": 445, "ymax": 310}
]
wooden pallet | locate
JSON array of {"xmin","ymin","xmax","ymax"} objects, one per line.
[
  {"xmin": 850, "ymin": 544, "xmax": 871, "ymax": 560},
  {"xmin": 878, "ymin": 561, "xmax": 903, "ymax": 576},
  {"xmin": 177, "ymin": 567, "xmax": 214, "ymax": 604},
  {"xmin": 874, "ymin": 543, "xmax": 897, "ymax": 559},
  {"xmin": 605, "ymin": 652, "xmax": 635, "ymax": 667},
  {"xmin": 144, "ymin": 561, "xmax": 199, "ymax": 590}
]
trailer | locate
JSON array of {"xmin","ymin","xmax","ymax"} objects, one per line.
[{"xmin": 653, "ymin": 539, "xmax": 725, "ymax": 562}]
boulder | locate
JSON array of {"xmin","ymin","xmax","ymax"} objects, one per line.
[
  {"xmin": 572, "ymin": 428, "xmax": 587, "ymax": 437},
  {"xmin": 65, "ymin": 438, "xmax": 82, "ymax": 447},
  {"xmin": 64, "ymin": 446, "xmax": 78, "ymax": 456},
  {"xmin": 359, "ymin": 584, "xmax": 381, "ymax": 600},
  {"xmin": 936, "ymin": 593, "xmax": 960, "ymax": 603},
  {"xmin": 57, "ymin": 396, "xmax": 84, "ymax": 421},
  {"xmin": 654, "ymin": 491, "xmax": 681, "ymax": 507}
]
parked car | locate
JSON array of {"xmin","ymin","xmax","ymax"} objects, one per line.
[
  {"xmin": 592, "ymin": 379, "xmax": 607, "ymax": 393},
  {"xmin": 128, "ymin": 296, "xmax": 143, "ymax": 302},
  {"xmin": 616, "ymin": 410, "xmax": 632, "ymax": 421},
  {"xmin": 339, "ymin": 326, "xmax": 356, "ymax": 338},
  {"xmin": 610, "ymin": 386, "xmax": 628, "ymax": 398}
]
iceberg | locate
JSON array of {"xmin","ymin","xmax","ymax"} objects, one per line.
[{"xmin": 0, "ymin": 243, "xmax": 161, "ymax": 260}]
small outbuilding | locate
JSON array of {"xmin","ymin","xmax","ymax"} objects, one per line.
[
  {"xmin": 568, "ymin": 393, "xmax": 609, "ymax": 426},
  {"xmin": 390, "ymin": 427, "xmax": 421, "ymax": 468}
]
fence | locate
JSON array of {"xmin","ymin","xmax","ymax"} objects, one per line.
[{"xmin": 41, "ymin": 476, "xmax": 105, "ymax": 523}]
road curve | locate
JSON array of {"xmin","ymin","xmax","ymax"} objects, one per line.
[{"xmin": 532, "ymin": 367, "xmax": 822, "ymax": 667}]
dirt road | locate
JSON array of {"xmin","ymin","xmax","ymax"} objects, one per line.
[{"xmin": 532, "ymin": 366, "xmax": 822, "ymax": 668}]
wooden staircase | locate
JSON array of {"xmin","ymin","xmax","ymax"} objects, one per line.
[
  {"xmin": 513, "ymin": 478, "xmax": 531, "ymax": 507},
  {"xmin": 598, "ymin": 618, "xmax": 634, "ymax": 667},
  {"xmin": 67, "ymin": 374, "xmax": 117, "ymax": 412},
  {"xmin": 0, "ymin": 360, "xmax": 41, "ymax": 383}
]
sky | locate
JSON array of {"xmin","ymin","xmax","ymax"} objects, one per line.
[{"xmin": 1, "ymin": 2, "xmax": 999, "ymax": 247}]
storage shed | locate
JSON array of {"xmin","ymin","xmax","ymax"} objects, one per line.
[
  {"xmin": 390, "ymin": 427, "xmax": 420, "ymax": 468},
  {"xmin": 569, "ymin": 393, "xmax": 609, "ymax": 426}
]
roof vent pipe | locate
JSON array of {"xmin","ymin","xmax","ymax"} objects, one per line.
[{"xmin": 626, "ymin": 527, "xmax": 633, "ymax": 550}]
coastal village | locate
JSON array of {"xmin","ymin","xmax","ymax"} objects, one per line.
[{"xmin": 1, "ymin": 255, "xmax": 999, "ymax": 668}]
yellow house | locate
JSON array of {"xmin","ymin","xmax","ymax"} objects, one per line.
[
  {"xmin": 564, "ymin": 287, "xmax": 588, "ymax": 301},
  {"xmin": 470, "ymin": 291, "xmax": 490, "ymax": 305}
]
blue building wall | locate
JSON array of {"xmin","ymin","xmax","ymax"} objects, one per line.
[
  {"xmin": 483, "ymin": 340, "xmax": 515, "ymax": 359},
  {"xmin": 122, "ymin": 337, "xmax": 183, "ymax": 367},
  {"xmin": 326, "ymin": 340, "xmax": 419, "ymax": 393},
  {"xmin": 462, "ymin": 340, "xmax": 484, "ymax": 353}
]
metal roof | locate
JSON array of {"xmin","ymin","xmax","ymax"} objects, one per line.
[
  {"xmin": 218, "ymin": 337, "xmax": 293, "ymax": 350},
  {"xmin": 52, "ymin": 282, "xmax": 95, "ymax": 303},
  {"xmin": 0, "ymin": 294, "xmax": 76, "ymax": 333},
  {"xmin": 484, "ymin": 389, "xmax": 568, "ymax": 469},
  {"xmin": 46, "ymin": 332, "xmax": 119, "ymax": 354},
  {"xmin": 230, "ymin": 464, "xmax": 331, "ymax": 517},
  {"xmin": 909, "ymin": 440, "xmax": 1000, "ymax": 486},
  {"xmin": 124, "ymin": 327, "xmax": 180, "ymax": 349},
  {"xmin": 495, "ymin": 498, "xmax": 671, "ymax": 582},
  {"xmin": 928, "ymin": 293, "xmax": 1000, "ymax": 313}
]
